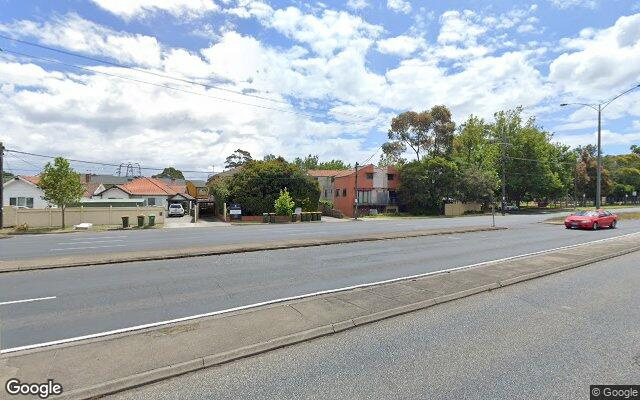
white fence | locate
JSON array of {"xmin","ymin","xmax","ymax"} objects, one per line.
[{"xmin": 1, "ymin": 206, "xmax": 165, "ymax": 228}]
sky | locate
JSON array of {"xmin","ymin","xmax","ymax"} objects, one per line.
[{"xmin": 0, "ymin": 0, "xmax": 639, "ymax": 178}]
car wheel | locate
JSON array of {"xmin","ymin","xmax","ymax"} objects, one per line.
[
  {"xmin": 593, "ymin": 222, "xmax": 599, "ymax": 231},
  {"xmin": 611, "ymin": 220, "xmax": 617, "ymax": 229}
]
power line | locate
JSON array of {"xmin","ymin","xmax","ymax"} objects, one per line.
[
  {"xmin": 4, "ymin": 148, "xmax": 213, "ymax": 174},
  {"xmin": 0, "ymin": 44, "xmax": 377, "ymax": 126},
  {"xmin": 0, "ymin": 34, "xmax": 292, "ymax": 106}
]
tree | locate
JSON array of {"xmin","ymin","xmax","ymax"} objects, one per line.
[
  {"xmin": 384, "ymin": 105, "xmax": 456, "ymax": 161},
  {"xmin": 153, "ymin": 167, "xmax": 184, "ymax": 180},
  {"xmin": 2, "ymin": 171, "xmax": 13, "ymax": 182},
  {"xmin": 575, "ymin": 145, "xmax": 613, "ymax": 200},
  {"xmin": 293, "ymin": 154, "xmax": 319, "ymax": 171},
  {"xmin": 632, "ymin": 145, "xmax": 640, "ymax": 156},
  {"xmin": 458, "ymin": 167, "xmax": 499, "ymax": 204},
  {"xmin": 398, "ymin": 157, "xmax": 458, "ymax": 214},
  {"xmin": 225, "ymin": 149, "xmax": 252, "ymax": 169},
  {"xmin": 614, "ymin": 167, "xmax": 640, "ymax": 191},
  {"xmin": 223, "ymin": 159, "xmax": 320, "ymax": 215},
  {"xmin": 379, "ymin": 142, "xmax": 407, "ymax": 167},
  {"xmin": 263, "ymin": 154, "xmax": 277, "ymax": 161},
  {"xmin": 317, "ymin": 159, "xmax": 351, "ymax": 170},
  {"xmin": 274, "ymin": 188, "xmax": 295, "ymax": 216},
  {"xmin": 38, "ymin": 157, "xmax": 85, "ymax": 228}
]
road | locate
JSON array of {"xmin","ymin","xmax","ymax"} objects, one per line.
[
  {"xmin": 2, "ymin": 209, "xmax": 637, "ymax": 260},
  {"xmin": 1, "ymin": 217, "xmax": 639, "ymax": 350},
  {"xmin": 109, "ymin": 251, "xmax": 640, "ymax": 400}
]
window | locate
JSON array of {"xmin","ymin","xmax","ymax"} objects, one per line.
[
  {"xmin": 357, "ymin": 190, "xmax": 371, "ymax": 204},
  {"xmin": 335, "ymin": 189, "xmax": 340, "ymax": 197},
  {"xmin": 147, "ymin": 197, "xmax": 156, "ymax": 206},
  {"xmin": 9, "ymin": 197, "xmax": 34, "ymax": 208},
  {"xmin": 387, "ymin": 174, "xmax": 395, "ymax": 181},
  {"xmin": 365, "ymin": 172, "xmax": 374, "ymax": 180},
  {"xmin": 342, "ymin": 188, "xmax": 347, "ymax": 196}
]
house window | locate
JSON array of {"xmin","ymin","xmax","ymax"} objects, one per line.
[
  {"xmin": 342, "ymin": 188, "xmax": 347, "ymax": 196},
  {"xmin": 387, "ymin": 174, "xmax": 395, "ymax": 181},
  {"xmin": 324, "ymin": 189, "xmax": 328, "ymax": 198},
  {"xmin": 147, "ymin": 198, "xmax": 156, "ymax": 206},
  {"xmin": 9, "ymin": 197, "xmax": 34, "ymax": 208},
  {"xmin": 365, "ymin": 172, "xmax": 374, "ymax": 180},
  {"xmin": 357, "ymin": 190, "xmax": 371, "ymax": 204},
  {"xmin": 336, "ymin": 189, "xmax": 340, "ymax": 197}
]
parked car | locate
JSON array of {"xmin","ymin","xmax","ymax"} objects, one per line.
[
  {"xmin": 564, "ymin": 209, "xmax": 617, "ymax": 230},
  {"xmin": 502, "ymin": 204, "xmax": 519, "ymax": 212},
  {"xmin": 168, "ymin": 204, "xmax": 185, "ymax": 217}
]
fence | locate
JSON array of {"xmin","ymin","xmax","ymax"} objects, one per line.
[
  {"xmin": 1, "ymin": 206, "xmax": 165, "ymax": 228},
  {"xmin": 444, "ymin": 202, "xmax": 483, "ymax": 217}
]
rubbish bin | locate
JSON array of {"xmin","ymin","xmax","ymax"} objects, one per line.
[
  {"xmin": 121, "ymin": 216, "xmax": 129, "ymax": 228},
  {"xmin": 317, "ymin": 212, "xmax": 322, "ymax": 221},
  {"xmin": 137, "ymin": 215, "xmax": 145, "ymax": 227},
  {"xmin": 263, "ymin": 213, "xmax": 269, "ymax": 223},
  {"xmin": 148, "ymin": 215, "xmax": 155, "ymax": 226},
  {"xmin": 291, "ymin": 214, "xmax": 297, "ymax": 223},
  {"xmin": 269, "ymin": 213, "xmax": 276, "ymax": 223}
]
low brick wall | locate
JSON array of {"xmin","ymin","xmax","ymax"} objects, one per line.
[{"xmin": 1, "ymin": 206, "xmax": 165, "ymax": 228}]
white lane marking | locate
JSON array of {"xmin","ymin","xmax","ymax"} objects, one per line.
[
  {"xmin": 3, "ymin": 230, "xmax": 639, "ymax": 354},
  {"xmin": 68, "ymin": 236, "xmax": 127, "ymax": 241},
  {"xmin": 446, "ymin": 236, "xmax": 461, "ymax": 240},
  {"xmin": 56, "ymin": 240, "xmax": 125, "ymax": 246},
  {"xmin": 0, "ymin": 296, "xmax": 57, "ymax": 306},
  {"xmin": 50, "ymin": 244, "xmax": 128, "ymax": 251}
]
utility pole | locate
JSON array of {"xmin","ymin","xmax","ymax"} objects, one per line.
[
  {"xmin": 0, "ymin": 142, "xmax": 4, "ymax": 229},
  {"xmin": 500, "ymin": 125, "xmax": 506, "ymax": 216},
  {"xmin": 354, "ymin": 162, "xmax": 359, "ymax": 220},
  {"xmin": 596, "ymin": 104, "xmax": 602, "ymax": 209}
]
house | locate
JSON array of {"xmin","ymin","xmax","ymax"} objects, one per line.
[
  {"xmin": 331, "ymin": 165, "xmax": 399, "ymax": 217},
  {"xmin": 94, "ymin": 176, "xmax": 194, "ymax": 210},
  {"xmin": 307, "ymin": 170, "xmax": 341, "ymax": 203},
  {"xmin": 2, "ymin": 176, "xmax": 49, "ymax": 208}
]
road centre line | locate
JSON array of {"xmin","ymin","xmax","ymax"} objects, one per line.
[
  {"xmin": 68, "ymin": 236, "xmax": 127, "ymax": 241},
  {"xmin": 4, "ymin": 230, "xmax": 638, "ymax": 354},
  {"xmin": 57, "ymin": 240, "xmax": 125, "ymax": 245},
  {"xmin": 50, "ymin": 244, "xmax": 128, "ymax": 251},
  {"xmin": 0, "ymin": 296, "xmax": 57, "ymax": 306}
]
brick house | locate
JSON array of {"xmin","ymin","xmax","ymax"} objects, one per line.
[{"xmin": 309, "ymin": 165, "xmax": 399, "ymax": 217}]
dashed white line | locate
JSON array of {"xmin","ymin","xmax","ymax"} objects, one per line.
[
  {"xmin": 56, "ymin": 240, "xmax": 125, "ymax": 246},
  {"xmin": 50, "ymin": 244, "xmax": 128, "ymax": 251},
  {"xmin": 0, "ymin": 296, "xmax": 57, "ymax": 306}
]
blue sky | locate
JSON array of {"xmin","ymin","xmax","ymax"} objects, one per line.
[{"xmin": 0, "ymin": 0, "xmax": 639, "ymax": 176}]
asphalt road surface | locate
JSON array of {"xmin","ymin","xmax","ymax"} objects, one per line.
[
  {"xmin": 109, "ymin": 251, "xmax": 640, "ymax": 400},
  {"xmin": 1, "ymin": 208, "xmax": 638, "ymax": 261},
  {"xmin": 1, "ymin": 218, "xmax": 639, "ymax": 350}
]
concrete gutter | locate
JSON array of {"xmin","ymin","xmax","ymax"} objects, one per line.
[
  {"xmin": 0, "ymin": 226, "xmax": 505, "ymax": 273},
  {"xmin": 3, "ymin": 232, "xmax": 639, "ymax": 399}
]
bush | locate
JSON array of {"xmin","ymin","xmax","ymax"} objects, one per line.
[{"xmin": 274, "ymin": 189, "xmax": 295, "ymax": 216}]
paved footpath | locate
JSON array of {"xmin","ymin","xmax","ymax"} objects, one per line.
[
  {"xmin": 2, "ymin": 231, "xmax": 639, "ymax": 399},
  {"xmin": 109, "ymin": 251, "xmax": 640, "ymax": 400}
]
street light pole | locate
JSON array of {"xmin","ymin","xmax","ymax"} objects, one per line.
[{"xmin": 560, "ymin": 83, "xmax": 640, "ymax": 209}]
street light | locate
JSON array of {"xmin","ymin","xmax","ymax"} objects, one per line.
[{"xmin": 561, "ymin": 83, "xmax": 640, "ymax": 209}]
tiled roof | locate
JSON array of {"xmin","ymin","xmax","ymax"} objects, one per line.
[
  {"xmin": 118, "ymin": 177, "xmax": 183, "ymax": 196},
  {"xmin": 21, "ymin": 175, "xmax": 41, "ymax": 185},
  {"xmin": 83, "ymin": 182, "xmax": 102, "ymax": 198},
  {"xmin": 333, "ymin": 169, "xmax": 356, "ymax": 178},
  {"xmin": 307, "ymin": 170, "xmax": 343, "ymax": 177}
]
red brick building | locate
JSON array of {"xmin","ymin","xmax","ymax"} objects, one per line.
[{"xmin": 309, "ymin": 165, "xmax": 399, "ymax": 218}]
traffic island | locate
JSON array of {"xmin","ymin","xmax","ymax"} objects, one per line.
[{"xmin": 3, "ymin": 232, "xmax": 639, "ymax": 400}]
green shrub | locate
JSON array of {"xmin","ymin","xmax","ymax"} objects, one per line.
[{"xmin": 274, "ymin": 189, "xmax": 295, "ymax": 216}]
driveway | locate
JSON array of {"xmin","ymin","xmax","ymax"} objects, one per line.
[{"xmin": 164, "ymin": 214, "xmax": 229, "ymax": 229}]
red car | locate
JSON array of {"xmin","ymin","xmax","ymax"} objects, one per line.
[{"xmin": 564, "ymin": 209, "xmax": 618, "ymax": 230}]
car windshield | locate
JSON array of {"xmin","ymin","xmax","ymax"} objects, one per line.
[
  {"xmin": 574, "ymin": 211, "xmax": 598, "ymax": 217},
  {"xmin": 170, "ymin": 205, "xmax": 182, "ymax": 208}
]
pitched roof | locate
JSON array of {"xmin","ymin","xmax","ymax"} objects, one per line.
[
  {"xmin": 83, "ymin": 182, "xmax": 102, "ymax": 198},
  {"xmin": 118, "ymin": 177, "xmax": 183, "ymax": 196},
  {"xmin": 334, "ymin": 169, "xmax": 356, "ymax": 178},
  {"xmin": 307, "ymin": 170, "xmax": 343, "ymax": 177},
  {"xmin": 22, "ymin": 175, "xmax": 41, "ymax": 185}
]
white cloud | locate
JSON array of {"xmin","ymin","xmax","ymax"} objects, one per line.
[
  {"xmin": 377, "ymin": 35, "xmax": 426, "ymax": 57},
  {"xmin": 387, "ymin": 0, "xmax": 412, "ymax": 14},
  {"xmin": 91, "ymin": 0, "xmax": 219, "ymax": 20},
  {"xmin": 547, "ymin": 0, "xmax": 597, "ymax": 9},
  {"xmin": 550, "ymin": 13, "xmax": 640, "ymax": 99},
  {"xmin": 0, "ymin": 14, "xmax": 163, "ymax": 67},
  {"xmin": 346, "ymin": 0, "xmax": 369, "ymax": 10},
  {"xmin": 555, "ymin": 130, "xmax": 640, "ymax": 148}
]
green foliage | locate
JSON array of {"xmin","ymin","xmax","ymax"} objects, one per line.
[
  {"xmin": 611, "ymin": 183, "xmax": 634, "ymax": 200},
  {"xmin": 225, "ymin": 149, "xmax": 253, "ymax": 169},
  {"xmin": 458, "ymin": 167, "xmax": 499, "ymax": 203},
  {"xmin": 613, "ymin": 167, "xmax": 640, "ymax": 191},
  {"xmin": 384, "ymin": 105, "xmax": 456, "ymax": 161},
  {"xmin": 224, "ymin": 159, "xmax": 320, "ymax": 215},
  {"xmin": 319, "ymin": 199, "xmax": 333, "ymax": 208},
  {"xmin": 293, "ymin": 154, "xmax": 319, "ymax": 171},
  {"xmin": 274, "ymin": 189, "xmax": 295, "ymax": 216},
  {"xmin": 153, "ymin": 167, "xmax": 184, "ymax": 180},
  {"xmin": 317, "ymin": 160, "xmax": 351, "ymax": 170},
  {"xmin": 398, "ymin": 157, "xmax": 458, "ymax": 214},
  {"xmin": 208, "ymin": 177, "xmax": 230, "ymax": 211},
  {"xmin": 38, "ymin": 157, "xmax": 85, "ymax": 228},
  {"xmin": 632, "ymin": 145, "xmax": 640, "ymax": 156}
]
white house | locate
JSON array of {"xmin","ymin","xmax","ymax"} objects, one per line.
[
  {"xmin": 2, "ymin": 176, "xmax": 50, "ymax": 208},
  {"xmin": 93, "ymin": 177, "xmax": 193, "ymax": 210}
]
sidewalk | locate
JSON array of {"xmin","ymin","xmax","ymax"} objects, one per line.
[{"xmin": 3, "ymin": 232, "xmax": 639, "ymax": 400}]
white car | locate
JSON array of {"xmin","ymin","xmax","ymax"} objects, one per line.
[{"xmin": 168, "ymin": 204, "xmax": 185, "ymax": 217}]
